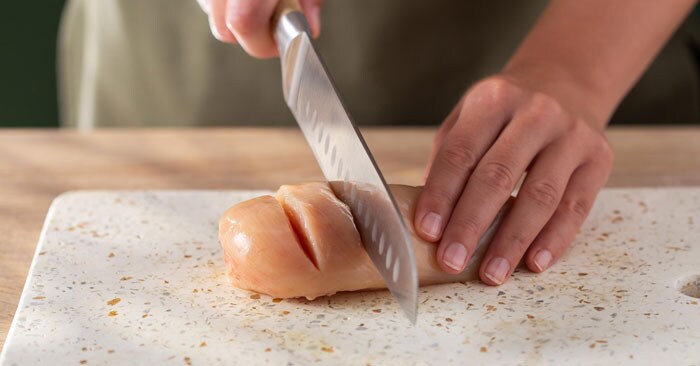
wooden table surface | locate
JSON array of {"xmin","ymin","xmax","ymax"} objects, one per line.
[{"xmin": 1, "ymin": 126, "xmax": 699, "ymax": 349}]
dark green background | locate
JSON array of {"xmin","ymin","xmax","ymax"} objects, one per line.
[
  {"xmin": 1, "ymin": 1, "xmax": 66, "ymax": 127},
  {"xmin": 0, "ymin": 3, "xmax": 697, "ymax": 128}
]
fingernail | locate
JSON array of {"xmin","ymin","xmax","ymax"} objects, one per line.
[
  {"xmin": 208, "ymin": 16, "xmax": 224, "ymax": 41},
  {"xmin": 420, "ymin": 212, "xmax": 443, "ymax": 240},
  {"xmin": 443, "ymin": 242, "xmax": 468, "ymax": 272},
  {"xmin": 533, "ymin": 249, "xmax": 552, "ymax": 272},
  {"xmin": 197, "ymin": 0, "xmax": 210, "ymax": 14},
  {"xmin": 484, "ymin": 257, "xmax": 510, "ymax": 285}
]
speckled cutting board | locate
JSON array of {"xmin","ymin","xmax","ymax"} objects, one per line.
[{"xmin": 2, "ymin": 188, "xmax": 699, "ymax": 366}]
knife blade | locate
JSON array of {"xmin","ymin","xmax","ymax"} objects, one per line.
[{"xmin": 271, "ymin": 0, "xmax": 418, "ymax": 323}]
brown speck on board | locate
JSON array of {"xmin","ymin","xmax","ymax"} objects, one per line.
[
  {"xmin": 578, "ymin": 272, "xmax": 588, "ymax": 276},
  {"xmin": 32, "ymin": 296, "xmax": 45, "ymax": 300},
  {"xmin": 249, "ymin": 294, "xmax": 261, "ymax": 300},
  {"xmin": 594, "ymin": 306, "xmax": 605, "ymax": 311},
  {"xmin": 108, "ymin": 252, "xmax": 115, "ymax": 258},
  {"xmin": 107, "ymin": 298, "xmax": 121, "ymax": 306},
  {"xmin": 666, "ymin": 246, "xmax": 686, "ymax": 252},
  {"xmin": 184, "ymin": 356, "xmax": 192, "ymax": 366},
  {"xmin": 184, "ymin": 255, "xmax": 192, "ymax": 259},
  {"xmin": 526, "ymin": 314, "xmax": 534, "ymax": 319},
  {"xmin": 108, "ymin": 310, "xmax": 118, "ymax": 317},
  {"xmin": 107, "ymin": 349, "xmax": 115, "ymax": 354},
  {"xmin": 445, "ymin": 317, "xmax": 453, "ymax": 322},
  {"xmin": 142, "ymin": 314, "xmax": 148, "ymax": 318},
  {"xmin": 590, "ymin": 343, "xmax": 596, "ymax": 349},
  {"xmin": 120, "ymin": 276, "xmax": 133, "ymax": 281},
  {"xmin": 90, "ymin": 230, "xmax": 105, "ymax": 238},
  {"xmin": 39, "ymin": 251, "xmax": 46, "ymax": 256},
  {"xmin": 611, "ymin": 216, "xmax": 623, "ymax": 224},
  {"xmin": 372, "ymin": 309, "xmax": 382, "ymax": 313},
  {"xmin": 264, "ymin": 348, "xmax": 271, "ymax": 352},
  {"xmin": 272, "ymin": 298, "xmax": 283, "ymax": 303},
  {"xmin": 480, "ymin": 346, "xmax": 487, "ymax": 353},
  {"xmin": 199, "ymin": 341, "xmax": 207, "ymax": 347},
  {"xmin": 80, "ymin": 360, "xmax": 87, "ymax": 365},
  {"xmin": 321, "ymin": 346, "xmax": 334, "ymax": 353},
  {"xmin": 638, "ymin": 201, "xmax": 648, "ymax": 212}
]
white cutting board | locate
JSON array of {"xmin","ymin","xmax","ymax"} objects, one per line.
[{"xmin": 1, "ymin": 188, "xmax": 699, "ymax": 366}]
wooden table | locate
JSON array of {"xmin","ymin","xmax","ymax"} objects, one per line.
[{"xmin": 1, "ymin": 126, "xmax": 699, "ymax": 348}]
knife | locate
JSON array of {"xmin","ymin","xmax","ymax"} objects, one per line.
[{"xmin": 271, "ymin": 0, "xmax": 419, "ymax": 323}]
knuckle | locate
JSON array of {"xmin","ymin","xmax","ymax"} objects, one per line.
[
  {"xmin": 470, "ymin": 76, "xmax": 515, "ymax": 105},
  {"xmin": 524, "ymin": 180, "xmax": 561, "ymax": 209},
  {"xmin": 226, "ymin": 4, "xmax": 262, "ymax": 35},
  {"xmin": 529, "ymin": 92, "xmax": 562, "ymax": 117},
  {"xmin": 580, "ymin": 130, "xmax": 614, "ymax": 169},
  {"xmin": 424, "ymin": 186, "xmax": 457, "ymax": 208},
  {"xmin": 564, "ymin": 117, "xmax": 587, "ymax": 137},
  {"xmin": 438, "ymin": 138, "xmax": 479, "ymax": 171},
  {"xmin": 520, "ymin": 92, "xmax": 564, "ymax": 127},
  {"xmin": 451, "ymin": 215, "xmax": 482, "ymax": 239},
  {"xmin": 561, "ymin": 197, "xmax": 589, "ymax": 221},
  {"xmin": 475, "ymin": 161, "xmax": 515, "ymax": 193}
]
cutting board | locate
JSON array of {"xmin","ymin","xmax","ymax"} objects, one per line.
[{"xmin": 1, "ymin": 188, "xmax": 699, "ymax": 365}]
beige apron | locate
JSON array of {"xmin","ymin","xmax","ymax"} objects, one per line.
[{"xmin": 58, "ymin": 0, "xmax": 699, "ymax": 129}]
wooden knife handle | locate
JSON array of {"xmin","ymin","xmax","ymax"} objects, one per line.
[{"xmin": 271, "ymin": 0, "xmax": 302, "ymax": 31}]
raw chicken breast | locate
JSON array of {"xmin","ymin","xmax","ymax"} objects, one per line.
[{"xmin": 219, "ymin": 182, "xmax": 504, "ymax": 299}]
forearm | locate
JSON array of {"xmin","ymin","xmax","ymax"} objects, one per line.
[{"xmin": 504, "ymin": 0, "xmax": 698, "ymax": 127}]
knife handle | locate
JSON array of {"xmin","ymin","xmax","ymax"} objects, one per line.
[{"xmin": 271, "ymin": 0, "xmax": 302, "ymax": 32}]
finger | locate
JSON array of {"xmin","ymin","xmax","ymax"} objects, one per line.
[
  {"xmin": 477, "ymin": 139, "xmax": 582, "ymax": 285},
  {"xmin": 423, "ymin": 96, "xmax": 464, "ymax": 180},
  {"xmin": 209, "ymin": 0, "xmax": 238, "ymax": 43},
  {"xmin": 437, "ymin": 94, "xmax": 568, "ymax": 274},
  {"xmin": 300, "ymin": 0, "xmax": 324, "ymax": 38},
  {"xmin": 415, "ymin": 79, "xmax": 520, "ymax": 244},
  {"xmin": 226, "ymin": 0, "xmax": 278, "ymax": 58},
  {"xmin": 524, "ymin": 145, "xmax": 613, "ymax": 273},
  {"xmin": 197, "ymin": 0, "xmax": 211, "ymax": 14}
]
